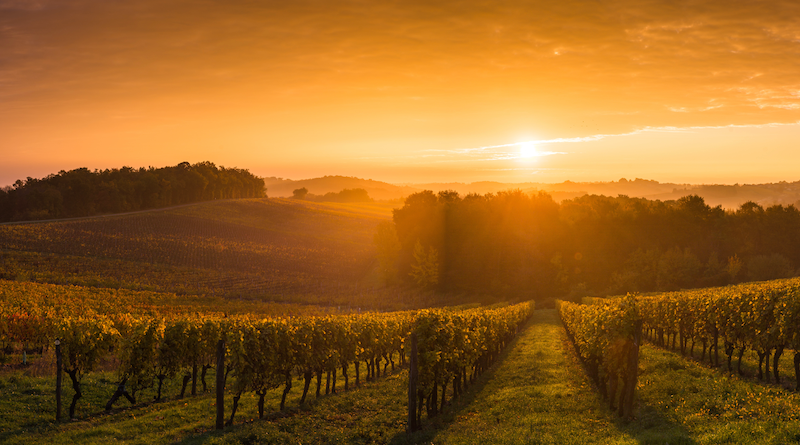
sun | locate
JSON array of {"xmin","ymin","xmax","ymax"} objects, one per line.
[{"xmin": 519, "ymin": 142, "xmax": 537, "ymax": 158}]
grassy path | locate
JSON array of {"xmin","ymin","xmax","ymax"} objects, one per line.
[
  {"xmin": 434, "ymin": 309, "xmax": 800, "ymax": 445},
  {"xmin": 429, "ymin": 309, "xmax": 637, "ymax": 445}
]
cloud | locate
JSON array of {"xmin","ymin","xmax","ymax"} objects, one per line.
[{"xmin": 424, "ymin": 120, "xmax": 800, "ymax": 163}]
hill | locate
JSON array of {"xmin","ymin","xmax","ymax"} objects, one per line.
[
  {"xmin": 0, "ymin": 198, "xmax": 423, "ymax": 310},
  {"xmin": 265, "ymin": 176, "xmax": 800, "ymax": 209},
  {"xmin": 263, "ymin": 176, "xmax": 419, "ymax": 201}
]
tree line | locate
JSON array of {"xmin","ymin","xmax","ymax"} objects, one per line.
[
  {"xmin": 0, "ymin": 161, "xmax": 265, "ymax": 222},
  {"xmin": 376, "ymin": 190, "xmax": 800, "ymax": 301},
  {"xmin": 292, "ymin": 187, "xmax": 373, "ymax": 203}
]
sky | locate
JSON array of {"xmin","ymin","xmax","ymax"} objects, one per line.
[{"xmin": 1, "ymin": 0, "xmax": 800, "ymax": 186}]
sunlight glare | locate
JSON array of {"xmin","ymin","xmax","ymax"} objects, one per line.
[{"xmin": 519, "ymin": 142, "xmax": 537, "ymax": 158}]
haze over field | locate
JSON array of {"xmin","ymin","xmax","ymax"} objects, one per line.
[
  {"xmin": 2, "ymin": 0, "xmax": 800, "ymax": 186},
  {"xmin": 264, "ymin": 175, "xmax": 800, "ymax": 209}
]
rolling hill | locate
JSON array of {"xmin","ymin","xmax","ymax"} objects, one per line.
[{"xmin": 0, "ymin": 198, "xmax": 420, "ymax": 310}]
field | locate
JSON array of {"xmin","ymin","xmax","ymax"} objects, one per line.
[
  {"xmin": 2, "ymin": 198, "xmax": 800, "ymax": 444},
  {"xmin": 0, "ymin": 198, "xmax": 432, "ymax": 310}
]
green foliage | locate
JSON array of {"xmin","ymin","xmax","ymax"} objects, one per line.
[
  {"xmin": 410, "ymin": 240, "xmax": 439, "ymax": 288},
  {"xmin": 56, "ymin": 316, "xmax": 118, "ymax": 379},
  {"xmin": 637, "ymin": 277, "xmax": 800, "ymax": 384},
  {"xmin": 612, "ymin": 248, "xmax": 661, "ymax": 292},
  {"xmin": 115, "ymin": 317, "xmax": 163, "ymax": 393}
]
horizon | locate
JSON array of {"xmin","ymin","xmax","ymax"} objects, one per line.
[
  {"xmin": 5, "ymin": 164, "xmax": 800, "ymax": 190},
  {"xmin": 2, "ymin": 1, "xmax": 799, "ymax": 187}
]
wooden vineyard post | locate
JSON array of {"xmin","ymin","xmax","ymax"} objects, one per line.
[
  {"xmin": 622, "ymin": 320, "xmax": 643, "ymax": 419},
  {"xmin": 55, "ymin": 339, "xmax": 62, "ymax": 421},
  {"xmin": 407, "ymin": 332, "xmax": 418, "ymax": 433},
  {"xmin": 215, "ymin": 338, "xmax": 225, "ymax": 430}
]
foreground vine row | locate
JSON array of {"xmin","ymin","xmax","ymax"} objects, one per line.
[
  {"xmin": 0, "ymin": 293, "xmax": 532, "ymax": 428},
  {"xmin": 634, "ymin": 278, "xmax": 800, "ymax": 388},
  {"xmin": 557, "ymin": 296, "xmax": 641, "ymax": 418},
  {"xmin": 409, "ymin": 302, "xmax": 533, "ymax": 429}
]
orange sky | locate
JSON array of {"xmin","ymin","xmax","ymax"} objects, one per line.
[{"xmin": 2, "ymin": 0, "xmax": 800, "ymax": 186}]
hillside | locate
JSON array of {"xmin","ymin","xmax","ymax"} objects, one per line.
[{"xmin": 0, "ymin": 198, "xmax": 419, "ymax": 309}]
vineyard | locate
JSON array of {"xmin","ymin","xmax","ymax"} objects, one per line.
[
  {"xmin": 0, "ymin": 198, "xmax": 433, "ymax": 310},
  {"xmin": 635, "ymin": 279, "xmax": 800, "ymax": 388},
  {"xmin": 3, "ymin": 197, "xmax": 800, "ymax": 443},
  {"xmin": 0, "ymin": 279, "xmax": 532, "ymax": 438},
  {"xmin": 3, "ymin": 274, "xmax": 800, "ymax": 443}
]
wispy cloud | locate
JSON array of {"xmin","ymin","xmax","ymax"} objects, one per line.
[{"xmin": 423, "ymin": 121, "xmax": 800, "ymax": 162}]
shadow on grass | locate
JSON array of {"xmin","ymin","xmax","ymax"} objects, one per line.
[
  {"xmin": 645, "ymin": 336, "xmax": 799, "ymax": 394},
  {"xmin": 386, "ymin": 315, "xmax": 557, "ymax": 445},
  {"xmin": 556, "ymin": 313, "xmax": 697, "ymax": 445},
  {"xmin": 172, "ymin": 366, "xmax": 408, "ymax": 445},
  {"xmin": 616, "ymin": 402, "xmax": 697, "ymax": 445}
]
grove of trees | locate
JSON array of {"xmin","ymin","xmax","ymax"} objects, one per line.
[
  {"xmin": 0, "ymin": 161, "xmax": 265, "ymax": 222},
  {"xmin": 385, "ymin": 190, "xmax": 800, "ymax": 300}
]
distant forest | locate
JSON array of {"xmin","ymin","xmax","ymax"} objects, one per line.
[
  {"xmin": 0, "ymin": 161, "xmax": 265, "ymax": 222},
  {"xmin": 383, "ymin": 190, "xmax": 800, "ymax": 301}
]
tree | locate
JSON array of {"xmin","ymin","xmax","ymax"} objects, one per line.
[
  {"xmin": 292, "ymin": 187, "xmax": 309, "ymax": 200},
  {"xmin": 727, "ymin": 254, "xmax": 743, "ymax": 282},
  {"xmin": 374, "ymin": 221, "xmax": 401, "ymax": 285},
  {"xmin": 656, "ymin": 247, "xmax": 701, "ymax": 291},
  {"xmin": 410, "ymin": 240, "xmax": 439, "ymax": 288}
]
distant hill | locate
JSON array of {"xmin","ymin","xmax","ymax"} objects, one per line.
[
  {"xmin": 645, "ymin": 182, "xmax": 800, "ymax": 209},
  {"xmin": 265, "ymin": 176, "xmax": 800, "ymax": 209},
  {"xmin": 264, "ymin": 176, "xmax": 419, "ymax": 201}
]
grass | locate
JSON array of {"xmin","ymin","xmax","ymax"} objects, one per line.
[
  {"xmin": 0, "ymin": 356, "xmax": 415, "ymax": 444},
  {"xmin": 637, "ymin": 345, "xmax": 800, "ymax": 444},
  {"xmin": 646, "ymin": 333, "xmax": 799, "ymax": 392}
]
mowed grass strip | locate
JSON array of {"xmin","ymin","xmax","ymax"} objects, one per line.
[{"xmin": 430, "ymin": 309, "xmax": 637, "ymax": 445}]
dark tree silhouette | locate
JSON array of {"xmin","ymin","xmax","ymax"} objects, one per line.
[{"xmin": 0, "ymin": 161, "xmax": 265, "ymax": 222}]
